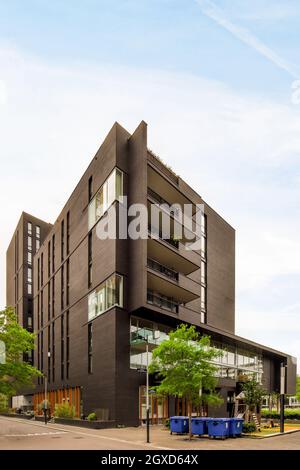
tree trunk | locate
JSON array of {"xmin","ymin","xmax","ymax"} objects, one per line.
[{"xmin": 245, "ymin": 404, "xmax": 250, "ymax": 423}]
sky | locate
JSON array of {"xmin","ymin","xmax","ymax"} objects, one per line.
[{"xmin": 0, "ymin": 0, "xmax": 299, "ymax": 370}]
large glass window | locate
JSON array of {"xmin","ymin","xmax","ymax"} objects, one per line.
[
  {"xmin": 88, "ymin": 274, "xmax": 123, "ymax": 320},
  {"xmin": 88, "ymin": 168, "xmax": 123, "ymax": 229},
  {"xmin": 27, "ymin": 222, "xmax": 32, "ymax": 235}
]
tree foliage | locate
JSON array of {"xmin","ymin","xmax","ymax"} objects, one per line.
[
  {"xmin": 242, "ymin": 376, "xmax": 266, "ymax": 407},
  {"xmin": 0, "ymin": 307, "xmax": 41, "ymax": 397},
  {"xmin": 149, "ymin": 324, "xmax": 223, "ymax": 410},
  {"xmin": 296, "ymin": 376, "xmax": 300, "ymax": 402}
]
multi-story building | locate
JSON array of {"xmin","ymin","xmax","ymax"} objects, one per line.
[
  {"xmin": 6, "ymin": 121, "xmax": 296, "ymax": 424},
  {"xmin": 6, "ymin": 212, "xmax": 52, "ymax": 345}
]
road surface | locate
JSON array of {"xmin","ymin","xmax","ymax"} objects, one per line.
[{"xmin": 0, "ymin": 416, "xmax": 300, "ymax": 450}]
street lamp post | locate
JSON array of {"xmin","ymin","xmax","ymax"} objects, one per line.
[{"xmin": 280, "ymin": 363, "xmax": 286, "ymax": 433}]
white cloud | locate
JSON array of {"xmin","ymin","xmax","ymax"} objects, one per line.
[
  {"xmin": 0, "ymin": 44, "xmax": 299, "ymax": 366},
  {"xmin": 196, "ymin": 0, "xmax": 300, "ymax": 79},
  {"xmin": 0, "ymin": 79, "xmax": 7, "ymax": 105}
]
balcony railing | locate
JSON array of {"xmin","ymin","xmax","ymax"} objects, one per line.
[
  {"xmin": 147, "ymin": 258, "xmax": 179, "ymax": 281},
  {"xmin": 147, "ymin": 290, "xmax": 179, "ymax": 313},
  {"xmin": 148, "ymin": 226, "xmax": 179, "ymax": 249}
]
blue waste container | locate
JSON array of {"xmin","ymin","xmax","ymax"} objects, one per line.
[
  {"xmin": 207, "ymin": 418, "xmax": 231, "ymax": 439},
  {"xmin": 191, "ymin": 417, "xmax": 208, "ymax": 436},
  {"xmin": 229, "ymin": 418, "xmax": 244, "ymax": 437},
  {"xmin": 170, "ymin": 416, "xmax": 189, "ymax": 434}
]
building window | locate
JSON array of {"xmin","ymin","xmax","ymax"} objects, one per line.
[
  {"xmin": 36, "ymin": 238, "xmax": 40, "ymax": 253},
  {"xmin": 48, "ymin": 241, "xmax": 51, "ymax": 277},
  {"xmin": 88, "ymin": 323, "xmax": 93, "ymax": 374},
  {"xmin": 88, "ymin": 175, "xmax": 93, "ymax": 202},
  {"xmin": 41, "ymin": 289, "xmax": 44, "ymax": 327},
  {"xmin": 28, "ymin": 283, "xmax": 32, "ymax": 295},
  {"xmin": 88, "ymin": 232, "xmax": 92, "ymax": 287},
  {"xmin": 66, "ymin": 211, "xmax": 70, "ymax": 255},
  {"xmin": 52, "ymin": 322, "xmax": 55, "ymax": 382},
  {"xmin": 52, "ymin": 277, "xmax": 55, "ymax": 318},
  {"xmin": 37, "ymin": 294, "xmax": 40, "ymax": 328},
  {"xmin": 36, "ymin": 226, "xmax": 40, "ymax": 239},
  {"xmin": 200, "ymin": 311, "xmax": 206, "ymax": 324},
  {"xmin": 27, "ymin": 267, "xmax": 32, "ymax": 283},
  {"xmin": 201, "ymin": 212, "xmax": 207, "ymax": 236},
  {"xmin": 201, "ymin": 260, "xmax": 206, "ymax": 285},
  {"xmin": 28, "ymin": 315, "xmax": 32, "ymax": 328},
  {"xmin": 52, "ymin": 235, "xmax": 55, "ymax": 273},
  {"xmin": 61, "ymin": 220, "xmax": 64, "ymax": 262},
  {"xmin": 48, "ymin": 283, "xmax": 51, "ymax": 321},
  {"xmin": 66, "ymin": 310, "xmax": 70, "ymax": 379},
  {"xmin": 61, "ymin": 265, "xmax": 64, "ymax": 310},
  {"xmin": 37, "ymin": 258, "xmax": 40, "ymax": 290},
  {"xmin": 28, "ymin": 236, "xmax": 32, "ymax": 251},
  {"xmin": 88, "ymin": 168, "xmax": 123, "ymax": 229},
  {"xmin": 66, "ymin": 259, "xmax": 70, "ymax": 306},
  {"xmin": 61, "ymin": 314, "xmax": 64, "ymax": 380},
  {"xmin": 41, "ymin": 253, "xmax": 44, "ymax": 286},
  {"xmin": 201, "ymin": 285, "xmax": 206, "ymax": 312},
  {"xmin": 130, "ymin": 317, "xmax": 170, "ymax": 369},
  {"xmin": 88, "ymin": 274, "xmax": 123, "ymax": 321},
  {"xmin": 27, "ymin": 222, "xmax": 32, "ymax": 235},
  {"xmin": 28, "ymin": 251, "xmax": 32, "ymax": 265}
]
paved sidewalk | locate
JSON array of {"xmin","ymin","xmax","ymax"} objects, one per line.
[{"xmin": 1, "ymin": 416, "xmax": 300, "ymax": 450}]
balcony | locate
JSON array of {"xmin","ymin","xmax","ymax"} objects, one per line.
[
  {"xmin": 147, "ymin": 190, "xmax": 201, "ymax": 247},
  {"xmin": 147, "ymin": 163, "xmax": 196, "ymax": 213},
  {"xmin": 147, "ymin": 236, "xmax": 200, "ymax": 275},
  {"xmin": 147, "ymin": 258, "xmax": 179, "ymax": 281},
  {"xmin": 147, "ymin": 270, "xmax": 199, "ymax": 304},
  {"xmin": 147, "ymin": 290, "xmax": 179, "ymax": 314}
]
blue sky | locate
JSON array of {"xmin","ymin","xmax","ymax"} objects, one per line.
[{"xmin": 0, "ymin": 0, "xmax": 299, "ymax": 368}]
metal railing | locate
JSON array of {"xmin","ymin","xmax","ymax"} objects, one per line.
[
  {"xmin": 148, "ymin": 226, "xmax": 179, "ymax": 249},
  {"xmin": 147, "ymin": 258, "xmax": 178, "ymax": 281},
  {"xmin": 147, "ymin": 290, "xmax": 179, "ymax": 313}
]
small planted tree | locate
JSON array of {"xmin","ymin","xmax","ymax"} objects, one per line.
[
  {"xmin": 242, "ymin": 376, "xmax": 266, "ymax": 423},
  {"xmin": 0, "ymin": 307, "xmax": 41, "ymax": 398},
  {"xmin": 149, "ymin": 324, "xmax": 223, "ymax": 439}
]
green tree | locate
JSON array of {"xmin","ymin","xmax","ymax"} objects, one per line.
[
  {"xmin": 296, "ymin": 376, "xmax": 300, "ymax": 402},
  {"xmin": 242, "ymin": 376, "xmax": 266, "ymax": 422},
  {"xmin": 0, "ymin": 307, "xmax": 41, "ymax": 398},
  {"xmin": 149, "ymin": 324, "xmax": 223, "ymax": 439}
]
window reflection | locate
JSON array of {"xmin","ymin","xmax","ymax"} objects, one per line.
[
  {"xmin": 88, "ymin": 168, "xmax": 123, "ymax": 229},
  {"xmin": 88, "ymin": 274, "xmax": 123, "ymax": 320}
]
